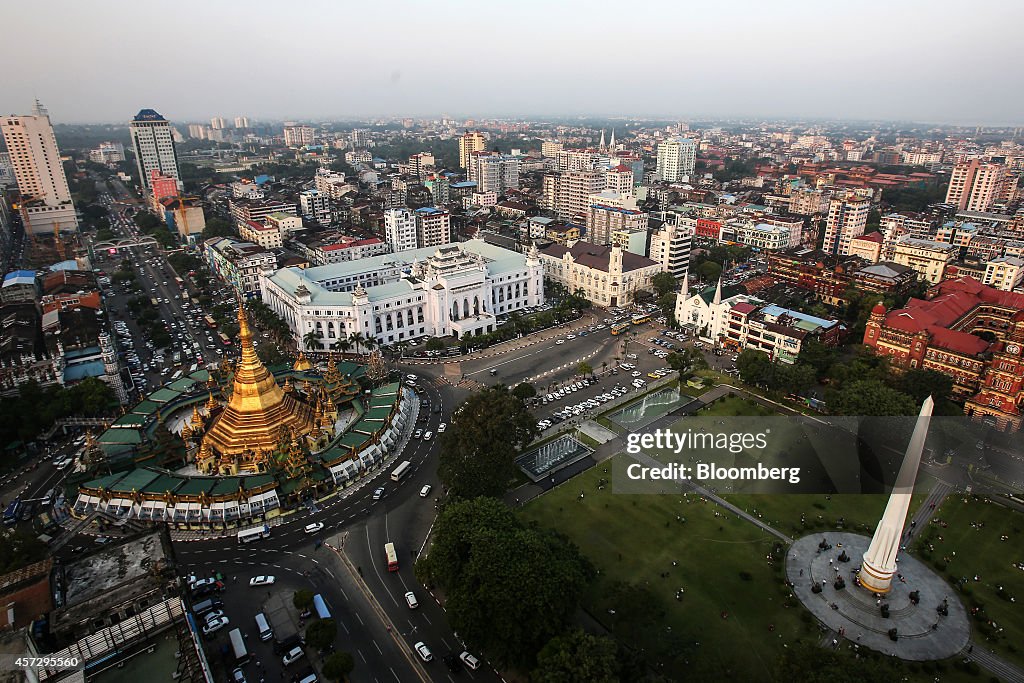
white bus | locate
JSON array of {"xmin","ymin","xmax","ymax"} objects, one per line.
[
  {"xmin": 237, "ymin": 525, "xmax": 270, "ymax": 544},
  {"xmin": 391, "ymin": 460, "xmax": 412, "ymax": 482},
  {"xmin": 228, "ymin": 628, "xmax": 249, "ymax": 665}
]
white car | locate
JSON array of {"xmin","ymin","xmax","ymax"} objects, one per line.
[
  {"xmin": 249, "ymin": 575, "xmax": 276, "ymax": 586},
  {"xmin": 423, "ymin": 431, "xmax": 433, "ymax": 441},
  {"xmin": 372, "ymin": 487, "xmax": 385, "ymax": 501},
  {"xmin": 406, "ymin": 374, "xmax": 418, "ymax": 381},
  {"xmin": 565, "ymin": 334, "xmax": 576, "ymax": 340},
  {"xmin": 437, "ymin": 423, "xmax": 447, "ymax": 433},
  {"xmin": 304, "ymin": 522, "xmax": 324, "ymax": 535},
  {"xmin": 420, "ymin": 485, "xmax": 432, "ymax": 498},
  {"xmin": 204, "ymin": 610, "xmax": 226, "ymax": 623},
  {"xmin": 555, "ymin": 339, "xmax": 565, "ymax": 345},
  {"xmin": 281, "ymin": 646, "xmax": 305, "ymax": 666},
  {"xmin": 202, "ymin": 616, "xmax": 229, "ymax": 635},
  {"xmin": 414, "ymin": 642, "xmax": 433, "ymax": 662},
  {"xmin": 405, "ymin": 591, "xmax": 419, "ymax": 609},
  {"xmin": 631, "ymin": 371, "xmax": 642, "ymax": 377},
  {"xmin": 460, "ymin": 652, "xmax": 481, "ymax": 670}
]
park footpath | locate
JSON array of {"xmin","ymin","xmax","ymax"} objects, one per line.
[{"xmin": 506, "ymin": 384, "xmax": 1024, "ymax": 683}]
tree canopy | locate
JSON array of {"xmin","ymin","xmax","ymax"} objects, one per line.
[
  {"xmin": 534, "ymin": 629, "xmax": 620, "ymax": 683},
  {"xmin": 652, "ymin": 272, "xmax": 678, "ymax": 297},
  {"xmin": 437, "ymin": 386, "xmax": 538, "ymax": 499},
  {"xmin": 416, "ymin": 497, "xmax": 594, "ymax": 668}
]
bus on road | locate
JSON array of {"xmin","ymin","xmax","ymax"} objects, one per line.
[
  {"xmin": 218, "ymin": 332, "xmax": 231, "ymax": 346},
  {"xmin": 312, "ymin": 594, "xmax": 331, "ymax": 619},
  {"xmin": 150, "ymin": 297, "xmax": 159, "ymax": 307},
  {"xmin": 228, "ymin": 628, "xmax": 249, "ymax": 665},
  {"xmin": 631, "ymin": 313, "xmax": 651, "ymax": 325},
  {"xmin": 203, "ymin": 315, "xmax": 217, "ymax": 329},
  {"xmin": 174, "ymin": 276, "xmax": 185, "ymax": 290},
  {"xmin": 385, "ymin": 542, "xmax": 399, "ymax": 572},
  {"xmin": 237, "ymin": 525, "xmax": 270, "ymax": 544},
  {"xmin": 390, "ymin": 460, "xmax": 412, "ymax": 482},
  {"xmin": 611, "ymin": 322, "xmax": 631, "ymax": 335}
]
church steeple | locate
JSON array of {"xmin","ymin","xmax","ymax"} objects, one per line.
[
  {"xmin": 713, "ymin": 277, "xmax": 723, "ymax": 305},
  {"xmin": 609, "ymin": 129, "xmax": 616, "ymax": 150},
  {"xmin": 599, "ymin": 129, "xmax": 606, "ymax": 150}
]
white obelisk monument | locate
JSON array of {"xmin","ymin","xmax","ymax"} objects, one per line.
[{"xmin": 860, "ymin": 395, "xmax": 933, "ymax": 594}]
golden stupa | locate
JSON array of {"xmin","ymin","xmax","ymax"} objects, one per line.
[{"xmin": 202, "ymin": 303, "xmax": 317, "ymax": 458}]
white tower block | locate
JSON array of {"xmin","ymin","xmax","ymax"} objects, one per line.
[{"xmin": 860, "ymin": 395, "xmax": 933, "ymax": 594}]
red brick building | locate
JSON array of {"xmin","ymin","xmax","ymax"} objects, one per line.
[{"xmin": 863, "ymin": 277, "xmax": 1024, "ymax": 431}]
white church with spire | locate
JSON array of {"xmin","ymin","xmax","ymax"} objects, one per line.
[{"xmin": 674, "ymin": 276, "xmax": 763, "ymax": 342}]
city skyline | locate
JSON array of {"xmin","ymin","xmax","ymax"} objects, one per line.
[{"xmin": 3, "ymin": 0, "xmax": 1023, "ymax": 126}]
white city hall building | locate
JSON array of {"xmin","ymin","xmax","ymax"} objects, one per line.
[{"xmin": 261, "ymin": 240, "xmax": 544, "ymax": 348}]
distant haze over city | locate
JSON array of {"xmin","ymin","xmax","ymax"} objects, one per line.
[{"xmin": 4, "ymin": 0, "xmax": 1023, "ymax": 126}]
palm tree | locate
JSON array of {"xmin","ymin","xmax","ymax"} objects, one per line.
[
  {"xmin": 337, "ymin": 338, "xmax": 352, "ymax": 358},
  {"xmin": 303, "ymin": 330, "xmax": 323, "ymax": 352},
  {"xmin": 362, "ymin": 336, "xmax": 378, "ymax": 357},
  {"xmin": 348, "ymin": 331, "xmax": 365, "ymax": 356}
]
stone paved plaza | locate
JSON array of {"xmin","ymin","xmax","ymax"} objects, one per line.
[{"xmin": 787, "ymin": 532, "xmax": 970, "ymax": 660}]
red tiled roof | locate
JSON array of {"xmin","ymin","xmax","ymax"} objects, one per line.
[
  {"xmin": 853, "ymin": 231, "xmax": 884, "ymax": 244},
  {"xmin": 731, "ymin": 302, "xmax": 757, "ymax": 314},
  {"xmin": 881, "ymin": 277, "xmax": 1024, "ymax": 355}
]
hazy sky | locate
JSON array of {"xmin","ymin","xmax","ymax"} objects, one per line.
[{"xmin": 4, "ymin": 0, "xmax": 1023, "ymax": 126}]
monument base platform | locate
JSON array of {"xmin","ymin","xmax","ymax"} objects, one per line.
[{"xmin": 786, "ymin": 532, "xmax": 970, "ymax": 661}]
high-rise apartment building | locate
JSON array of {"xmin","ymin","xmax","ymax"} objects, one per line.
[
  {"xmin": 384, "ymin": 208, "xmax": 418, "ymax": 253},
  {"xmin": 587, "ymin": 204, "xmax": 648, "ymax": 246},
  {"xmin": 408, "ymin": 152, "xmax": 435, "ymax": 180},
  {"xmin": 822, "ymin": 195, "xmax": 870, "ymax": 255},
  {"xmin": 458, "ymin": 131, "xmax": 486, "ymax": 169},
  {"xmin": 210, "ymin": 116, "xmax": 227, "ymax": 129},
  {"xmin": 655, "ymin": 137, "xmax": 696, "ymax": 182},
  {"xmin": 649, "ymin": 222, "xmax": 693, "ymax": 280},
  {"xmin": 299, "ymin": 189, "xmax": 332, "ymax": 225},
  {"xmin": 129, "ymin": 108, "xmax": 181, "ymax": 192},
  {"xmin": 557, "ymin": 149, "xmax": 610, "ymax": 172},
  {"xmin": 0, "ymin": 101, "xmax": 79, "ymax": 234},
  {"xmin": 553, "ymin": 171, "xmax": 606, "ymax": 222},
  {"xmin": 541, "ymin": 141, "xmax": 563, "ymax": 158},
  {"xmin": 234, "ymin": 116, "xmax": 250, "ymax": 129},
  {"xmin": 468, "ymin": 152, "xmax": 519, "ymax": 195},
  {"xmin": 414, "ymin": 207, "xmax": 451, "ymax": 248},
  {"xmin": 283, "ymin": 124, "xmax": 316, "ymax": 147},
  {"xmin": 945, "ymin": 160, "xmax": 1007, "ymax": 212},
  {"xmin": 606, "ymin": 164, "xmax": 635, "ymax": 194}
]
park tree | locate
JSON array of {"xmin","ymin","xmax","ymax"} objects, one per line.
[
  {"xmin": 0, "ymin": 530, "xmax": 48, "ymax": 574},
  {"xmin": 445, "ymin": 524, "xmax": 594, "ymax": 668},
  {"xmin": 511, "ymin": 382, "xmax": 536, "ymax": 401},
  {"xmin": 652, "ymin": 272, "xmax": 678, "ymax": 297},
  {"xmin": 696, "ymin": 260, "xmax": 722, "ymax": 283},
  {"xmin": 898, "ymin": 368, "xmax": 953, "ymax": 404},
  {"xmin": 665, "ymin": 348, "xmax": 707, "ymax": 380},
  {"xmin": 634, "ymin": 290, "xmax": 654, "ymax": 304},
  {"xmin": 534, "ymin": 629, "xmax": 619, "ymax": 683},
  {"xmin": 322, "ymin": 652, "xmax": 355, "ymax": 682},
  {"xmin": 576, "ymin": 362, "xmax": 593, "ymax": 378},
  {"xmin": 736, "ymin": 350, "xmax": 774, "ymax": 387},
  {"xmin": 415, "ymin": 497, "xmax": 522, "ymax": 590},
  {"xmin": 292, "ymin": 590, "xmax": 314, "ymax": 610},
  {"xmin": 774, "ymin": 641, "xmax": 905, "ymax": 683},
  {"xmin": 304, "ymin": 618, "xmax": 337, "ymax": 651},
  {"xmin": 424, "ymin": 337, "xmax": 446, "ymax": 352},
  {"xmin": 657, "ymin": 292, "xmax": 677, "ymax": 325},
  {"xmin": 775, "ymin": 362, "xmax": 818, "ymax": 394},
  {"xmin": 437, "ymin": 386, "xmax": 538, "ymax": 499},
  {"xmin": 825, "ymin": 379, "xmax": 917, "ymax": 416}
]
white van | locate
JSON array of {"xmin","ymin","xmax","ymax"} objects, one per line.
[{"xmin": 254, "ymin": 612, "xmax": 274, "ymax": 641}]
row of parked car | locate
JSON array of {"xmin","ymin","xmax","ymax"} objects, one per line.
[{"xmin": 539, "ymin": 385, "xmax": 638, "ymax": 429}]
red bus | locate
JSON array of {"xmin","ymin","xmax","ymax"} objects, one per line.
[
  {"xmin": 204, "ymin": 315, "xmax": 217, "ymax": 329},
  {"xmin": 384, "ymin": 542, "xmax": 398, "ymax": 572},
  {"xmin": 218, "ymin": 332, "xmax": 232, "ymax": 346},
  {"xmin": 174, "ymin": 276, "xmax": 185, "ymax": 290}
]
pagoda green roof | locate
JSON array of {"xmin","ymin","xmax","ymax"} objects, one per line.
[
  {"xmin": 132, "ymin": 400, "xmax": 161, "ymax": 415},
  {"xmin": 108, "ymin": 468, "xmax": 161, "ymax": 493},
  {"xmin": 175, "ymin": 478, "xmax": 216, "ymax": 496},
  {"xmin": 141, "ymin": 473, "xmax": 185, "ymax": 495},
  {"xmin": 148, "ymin": 388, "xmax": 181, "ymax": 403},
  {"xmin": 97, "ymin": 428, "xmax": 143, "ymax": 444}
]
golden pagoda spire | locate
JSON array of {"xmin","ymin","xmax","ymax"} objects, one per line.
[
  {"xmin": 206, "ymin": 390, "xmax": 219, "ymax": 411},
  {"xmin": 191, "ymin": 405, "xmax": 204, "ymax": 429},
  {"xmin": 283, "ymin": 376, "xmax": 294, "ymax": 393},
  {"xmin": 181, "ymin": 422, "xmax": 194, "ymax": 441},
  {"xmin": 293, "ymin": 351, "xmax": 313, "ymax": 372}
]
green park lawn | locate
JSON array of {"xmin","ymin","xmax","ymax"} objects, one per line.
[
  {"xmin": 915, "ymin": 495, "xmax": 1024, "ymax": 670},
  {"xmin": 724, "ymin": 492, "xmax": 928, "ymax": 539},
  {"xmin": 699, "ymin": 394, "xmax": 775, "ymax": 417},
  {"xmin": 521, "ymin": 457, "xmax": 816, "ymax": 680}
]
